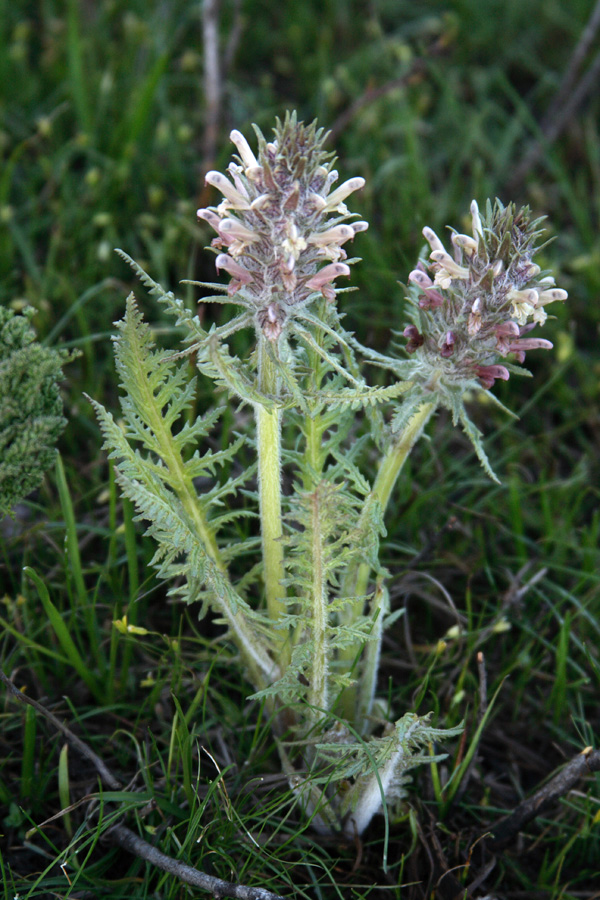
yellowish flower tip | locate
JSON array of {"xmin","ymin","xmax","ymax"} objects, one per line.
[
  {"xmin": 435, "ymin": 638, "xmax": 448, "ymax": 655},
  {"xmin": 323, "ymin": 176, "xmax": 365, "ymax": 212},
  {"xmin": 113, "ymin": 615, "xmax": 128, "ymax": 634},
  {"xmin": 470, "ymin": 198, "xmax": 483, "ymax": 241},
  {"xmin": 112, "ymin": 615, "xmax": 150, "ymax": 636},
  {"xmin": 229, "ymin": 129, "xmax": 259, "ymax": 170},
  {"xmin": 140, "ymin": 673, "xmax": 156, "ymax": 688},
  {"xmin": 422, "ymin": 225, "xmax": 444, "ymax": 254},
  {"xmin": 445, "ymin": 624, "xmax": 462, "ymax": 640},
  {"xmin": 492, "ymin": 617, "xmax": 511, "ymax": 634}
]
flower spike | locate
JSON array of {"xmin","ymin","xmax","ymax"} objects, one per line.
[
  {"xmin": 402, "ymin": 199, "xmax": 567, "ymax": 391},
  {"xmin": 196, "ymin": 114, "xmax": 367, "ymax": 341}
]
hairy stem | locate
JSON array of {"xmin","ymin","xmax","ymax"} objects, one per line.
[
  {"xmin": 256, "ymin": 340, "xmax": 288, "ymax": 660},
  {"xmin": 339, "ymin": 400, "xmax": 436, "ymax": 720}
]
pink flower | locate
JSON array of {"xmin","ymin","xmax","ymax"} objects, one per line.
[
  {"xmin": 475, "ymin": 364, "xmax": 510, "ymax": 389},
  {"xmin": 305, "ymin": 263, "xmax": 351, "ymax": 300},
  {"xmin": 215, "ymin": 254, "xmax": 253, "ymax": 295}
]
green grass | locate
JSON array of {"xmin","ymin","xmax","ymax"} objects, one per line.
[{"xmin": 1, "ymin": 0, "xmax": 599, "ymax": 897}]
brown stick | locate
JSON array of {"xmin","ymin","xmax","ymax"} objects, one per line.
[
  {"xmin": 109, "ymin": 823, "xmax": 285, "ymax": 900},
  {"xmin": 489, "ymin": 746, "xmax": 600, "ymax": 846},
  {"xmin": 543, "ymin": 0, "xmax": 600, "ymax": 121},
  {"xmin": 0, "ymin": 669, "xmax": 121, "ymax": 790},
  {"xmin": 202, "ymin": 0, "xmax": 222, "ymax": 176},
  {"xmin": 223, "ymin": 0, "xmax": 244, "ymax": 76},
  {"xmin": 508, "ymin": 1, "xmax": 600, "ymax": 190},
  {"xmin": 1, "ymin": 670, "xmax": 286, "ymax": 900}
]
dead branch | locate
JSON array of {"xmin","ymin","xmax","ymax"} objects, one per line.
[
  {"xmin": 489, "ymin": 745, "xmax": 600, "ymax": 846},
  {"xmin": 508, "ymin": 0, "xmax": 600, "ymax": 190},
  {"xmin": 0, "ymin": 669, "xmax": 121, "ymax": 790},
  {"xmin": 223, "ymin": 0, "xmax": 244, "ymax": 76},
  {"xmin": 109, "ymin": 823, "xmax": 285, "ymax": 900},
  {"xmin": 327, "ymin": 36, "xmax": 448, "ymax": 144},
  {"xmin": 202, "ymin": 0, "xmax": 222, "ymax": 175}
]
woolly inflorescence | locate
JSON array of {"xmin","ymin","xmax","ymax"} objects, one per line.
[
  {"xmin": 404, "ymin": 200, "xmax": 567, "ymax": 390},
  {"xmin": 197, "ymin": 113, "xmax": 367, "ymax": 341}
]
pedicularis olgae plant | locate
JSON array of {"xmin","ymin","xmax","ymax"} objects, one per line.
[{"xmin": 93, "ymin": 114, "xmax": 567, "ymax": 836}]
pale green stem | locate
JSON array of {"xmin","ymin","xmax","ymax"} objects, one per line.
[
  {"xmin": 256, "ymin": 340, "xmax": 288, "ymax": 661},
  {"xmin": 339, "ymin": 400, "xmax": 436, "ymax": 719},
  {"xmin": 355, "ymin": 400, "xmax": 436, "ymax": 598}
]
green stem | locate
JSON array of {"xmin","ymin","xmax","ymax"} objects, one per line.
[
  {"xmin": 355, "ymin": 400, "xmax": 436, "ymax": 599},
  {"xmin": 339, "ymin": 400, "xmax": 436, "ymax": 720},
  {"xmin": 256, "ymin": 340, "xmax": 287, "ymax": 659}
]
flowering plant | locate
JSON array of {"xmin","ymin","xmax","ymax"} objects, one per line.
[{"xmin": 92, "ymin": 114, "xmax": 566, "ymax": 836}]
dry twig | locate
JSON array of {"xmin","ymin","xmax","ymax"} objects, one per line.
[
  {"xmin": 202, "ymin": 0, "xmax": 222, "ymax": 175},
  {"xmin": 0, "ymin": 669, "xmax": 121, "ymax": 790},
  {"xmin": 489, "ymin": 745, "xmax": 600, "ymax": 846},
  {"xmin": 508, "ymin": 0, "xmax": 600, "ymax": 189}
]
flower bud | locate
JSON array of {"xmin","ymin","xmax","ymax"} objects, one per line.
[
  {"xmin": 322, "ymin": 177, "xmax": 365, "ymax": 211},
  {"xmin": 452, "ymin": 233, "xmax": 478, "ymax": 256},
  {"xmin": 230, "ymin": 129, "xmax": 259, "ymax": 170},
  {"xmin": 536, "ymin": 288, "xmax": 568, "ymax": 307},
  {"xmin": 215, "ymin": 254, "xmax": 253, "ymax": 287},
  {"xmin": 205, "ymin": 171, "xmax": 251, "ymax": 209},
  {"xmin": 408, "ymin": 269, "xmax": 433, "ymax": 288},
  {"xmin": 422, "ymin": 226, "xmax": 445, "ymax": 254},
  {"xmin": 305, "ymin": 262, "xmax": 351, "ymax": 291},
  {"xmin": 197, "ymin": 208, "xmax": 222, "ymax": 230}
]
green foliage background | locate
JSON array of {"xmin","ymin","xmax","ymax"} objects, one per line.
[{"xmin": 1, "ymin": 1, "xmax": 599, "ymax": 897}]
